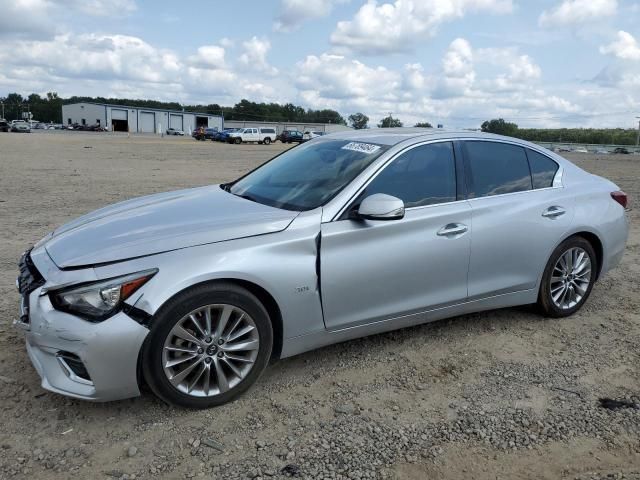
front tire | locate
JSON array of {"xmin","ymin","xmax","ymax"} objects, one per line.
[
  {"xmin": 142, "ymin": 283, "xmax": 273, "ymax": 408},
  {"xmin": 537, "ymin": 236, "xmax": 597, "ymax": 318},
  {"xmin": 234, "ymin": 137, "xmax": 242, "ymax": 144}
]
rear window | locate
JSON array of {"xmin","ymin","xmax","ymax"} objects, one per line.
[
  {"xmin": 526, "ymin": 149, "xmax": 558, "ymax": 189},
  {"xmin": 261, "ymin": 128, "xmax": 275, "ymax": 133},
  {"xmin": 464, "ymin": 141, "xmax": 532, "ymax": 198}
]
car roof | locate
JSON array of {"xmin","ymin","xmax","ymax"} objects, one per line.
[{"xmin": 326, "ymin": 128, "xmax": 537, "ymax": 147}]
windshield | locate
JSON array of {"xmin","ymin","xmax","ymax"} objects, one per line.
[{"xmin": 228, "ymin": 139, "xmax": 389, "ymax": 211}]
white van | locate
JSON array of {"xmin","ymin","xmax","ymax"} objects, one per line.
[{"xmin": 228, "ymin": 127, "xmax": 277, "ymax": 145}]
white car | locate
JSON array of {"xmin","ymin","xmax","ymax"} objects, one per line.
[
  {"xmin": 573, "ymin": 148, "xmax": 589, "ymax": 154},
  {"xmin": 303, "ymin": 131, "xmax": 325, "ymax": 141},
  {"xmin": 228, "ymin": 127, "xmax": 277, "ymax": 145},
  {"xmin": 10, "ymin": 121, "xmax": 31, "ymax": 133},
  {"xmin": 166, "ymin": 128, "xmax": 185, "ymax": 136}
]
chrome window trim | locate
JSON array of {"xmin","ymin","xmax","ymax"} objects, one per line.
[
  {"xmin": 330, "ymin": 139, "xmax": 462, "ymax": 222},
  {"xmin": 327, "ymin": 136, "xmax": 566, "ymax": 222},
  {"xmin": 460, "ymin": 137, "xmax": 564, "ymax": 193}
]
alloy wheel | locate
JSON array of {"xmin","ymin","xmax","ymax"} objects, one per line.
[
  {"xmin": 550, "ymin": 247, "xmax": 592, "ymax": 310},
  {"xmin": 162, "ymin": 304, "xmax": 259, "ymax": 397}
]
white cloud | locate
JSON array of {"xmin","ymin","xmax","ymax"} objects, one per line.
[
  {"xmin": 0, "ymin": 34, "xmax": 180, "ymax": 83},
  {"xmin": 296, "ymin": 53, "xmax": 400, "ymax": 102},
  {"xmin": 0, "ymin": 0, "xmax": 56, "ymax": 39},
  {"xmin": 330, "ymin": 0, "xmax": 513, "ymax": 55},
  {"xmin": 404, "ymin": 63, "xmax": 428, "ymax": 91},
  {"xmin": 436, "ymin": 38, "xmax": 475, "ymax": 97},
  {"xmin": 238, "ymin": 37, "xmax": 278, "ymax": 75},
  {"xmin": 600, "ymin": 31, "xmax": 640, "ymax": 60},
  {"xmin": 274, "ymin": 0, "xmax": 347, "ymax": 32},
  {"xmin": 63, "ymin": 0, "xmax": 137, "ymax": 16},
  {"xmin": 0, "ymin": 20, "xmax": 632, "ymax": 129},
  {"xmin": 596, "ymin": 31, "xmax": 640, "ymax": 98},
  {"xmin": 539, "ymin": 0, "xmax": 617, "ymax": 27},
  {"xmin": 188, "ymin": 45, "xmax": 227, "ymax": 69},
  {"xmin": 0, "ymin": 0, "xmax": 138, "ymax": 40}
]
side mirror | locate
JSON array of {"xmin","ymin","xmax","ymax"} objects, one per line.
[{"xmin": 356, "ymin": 193, "xmax": 405, "ymax": 221}]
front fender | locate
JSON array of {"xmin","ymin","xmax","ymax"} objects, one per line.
[{"xmin": 93, "ymin": 210, "xmax": 325, "ymax": 341}]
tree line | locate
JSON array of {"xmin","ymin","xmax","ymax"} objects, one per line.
[
  {"xmin": 0, "ymin": 92, "xmax": 347, "ymax": 125},
  {"xmin": 1, "ymin": 93, "xmax": 636, "ymax": 144},
  {"xmin": 481, "ymin": 118, "xmax": 638, "ymax": 145}
]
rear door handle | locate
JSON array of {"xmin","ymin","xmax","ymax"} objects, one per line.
[
  {"xmin": 437, "ymin": 223, "xmax": 468, "ymax": 237},
  {"xmin": 542, "ymin": 206, "xmax": 566, "ymax": 218}
]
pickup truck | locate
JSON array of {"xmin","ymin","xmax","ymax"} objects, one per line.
[{"xmin": 228, "ymin": 127, "xmax": 277, "ymax": 145}]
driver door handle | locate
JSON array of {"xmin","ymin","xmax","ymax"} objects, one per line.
[
  {"xmin": 542, "ymin": 206, "xmax": 566, "ymax": 218},
  {"xmin": 437, "ymin": 223, "xmax": 468, "ymax": 237}
]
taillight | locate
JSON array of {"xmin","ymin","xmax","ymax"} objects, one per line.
[{"xmin": 611, "ymin": 191, "xmax": 628, "ymax": 209}]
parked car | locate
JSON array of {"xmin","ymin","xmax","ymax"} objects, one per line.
[
  {"xmin": 594, "ymin": 149, "xmax": 609, "ymax": 155},
  {"xmin": 228, "ymin": 127, "xmax": 277, "ymax": 145},
  {"xmin": 279, "ymin": 129, "xmax": 304, "ymax": 143},
  {"xmin": 11, "ymin": 121, "xmax": 31, "ymax": 133},
  {"xmin": 612, "ymin": 147, "xmax": 629, "ymax": 154},
  {"xmin": 215, "ymin": 128, "xmax": 239, "ymax": 142},
  {"xmin": 166, "ymin": 128, "xmax": 185, "ymax": 136},
  {"xmin": 0, "ymin": 120, "xmax": 9, "ymax": 132},
  {"xmin": 302, "ymin": 131, "xmax": 325, "ymax": 141},
  {"xmin": 204, "ymin": 128, "xmax": 218, "ymax": 140},
  {"xmin": 573, "ymin": 147, "xmax": 588, "ymax": 154},
  {"xmin": 192, "ymin": 126, "xmax": 207, "ymax": 140},
  {"xmin": 15, "ymin": 130, "xmax": 629, "ymax": 408}
]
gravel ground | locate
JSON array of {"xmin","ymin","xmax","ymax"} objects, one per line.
[{"xmin": 0, "ymin": 132, "xmax": 638, "ymax": 480}]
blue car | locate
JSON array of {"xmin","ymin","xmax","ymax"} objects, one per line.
[{"xmin": 216, "ymin": 128, "xmax": 239, "ymax": 142}]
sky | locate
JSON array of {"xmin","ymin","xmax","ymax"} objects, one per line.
[{"xmin": 0, "ymin": 0, "xmax": 639, "ymax": 129}]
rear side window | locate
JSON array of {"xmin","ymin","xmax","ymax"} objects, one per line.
[
  {"xmin": 365, "ymin": 142, "xmax": 457, "ymax": 208},
  {"xmin": 261, "ymin": 128, "xmax": 275, "ymax": 133},
  {"xmin": 526, "ymin": 149, "xmax": 558, "ymax": 189},
  {"xmin": 464, "ymin": 141, "xmax": 532, "ymax": 198}
]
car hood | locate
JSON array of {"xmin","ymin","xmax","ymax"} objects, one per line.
[{"xmin": 44, "ymin": 185, "xmax": 299, "ymax": 268}]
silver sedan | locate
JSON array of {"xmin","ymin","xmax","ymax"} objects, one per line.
[{"xmin": 16, "ymin": 129, "xmax": 629, "ymax": 408}]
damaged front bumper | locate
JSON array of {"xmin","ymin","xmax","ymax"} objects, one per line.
[{"xmin": 16, "ymin": 249, "xmax": 149, "ymax": 402}]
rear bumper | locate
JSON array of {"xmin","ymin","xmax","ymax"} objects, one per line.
[
  {"xmin": 600, "ymin": 207, "xmax": 629, "ymax": 277},
  {"xmin": 19, "ymin": 287, "xmax": 149, "ymax": 402}
]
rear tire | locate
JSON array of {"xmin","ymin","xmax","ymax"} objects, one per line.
[
  {"xmin": 142, "ymin": 283, "xmax": 273, "ymax": 408},
  {"xmin": 537, "ymin": 236, "xmax": 597, "ymax": 318},
  {"xmin": 263, "ymin": 137, "xmax": 271, "ymax": 145}
]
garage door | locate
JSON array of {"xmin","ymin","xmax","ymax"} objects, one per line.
[
  {"xmin": 140, "ymin": 112, "xmax": 155, "ymax": 133},
  {"xmin": 111, "ymin": 109, "xmax": 127, "ymax": 121},
  {"xmin": 169, "ymin": 114, "xmax": 183, "ymax": 130}
]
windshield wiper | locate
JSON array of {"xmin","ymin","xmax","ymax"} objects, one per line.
[
  {"xmin": 221, "ymin": 183, "xmax": 257, "ymax": 203},
  {"xmin": 235, "ymin": 193, "xmax": 259, "ymax": 203}
]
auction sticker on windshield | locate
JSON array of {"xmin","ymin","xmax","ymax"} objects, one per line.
[{"xmin": 341, "ymin": 142, "xmax": 381, "ymax": 154}]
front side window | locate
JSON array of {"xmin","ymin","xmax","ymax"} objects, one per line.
[
  {"xmin": 526, "ymin": 149, "xmax": 558, "ymax": 189},
  {"xmin": 229, "ymin": 139, "xmax": 389, "ymax": 211},
  {"xmin": 464, "ymin": 141, "xmax": 532, "ymax": 198},
  {"xmin": 364, "ymin": 142, "xmax": 457, "ymax": 208}
]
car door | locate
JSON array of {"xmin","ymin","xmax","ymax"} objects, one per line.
[
  {"xmin": 320, "ymin": 141, "xmax": 472, "ymax": 330},
  {"xmin": 463, "ymin": 140, "xmax": 574, "ymax": 299}
]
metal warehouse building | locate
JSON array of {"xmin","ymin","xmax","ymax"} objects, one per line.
[{"xmin": 62, "ymin": 102, "xmax": 223, "ymax": 133}]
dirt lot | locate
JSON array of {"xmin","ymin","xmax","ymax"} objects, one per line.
[{"xmin": 0, "ymin": 132, "xmax": 638, "ymax": 480}]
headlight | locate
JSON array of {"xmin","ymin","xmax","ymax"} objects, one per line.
[{"xmin": 50, "ymin": 269, "xmax": 157, "ymax": 321}]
